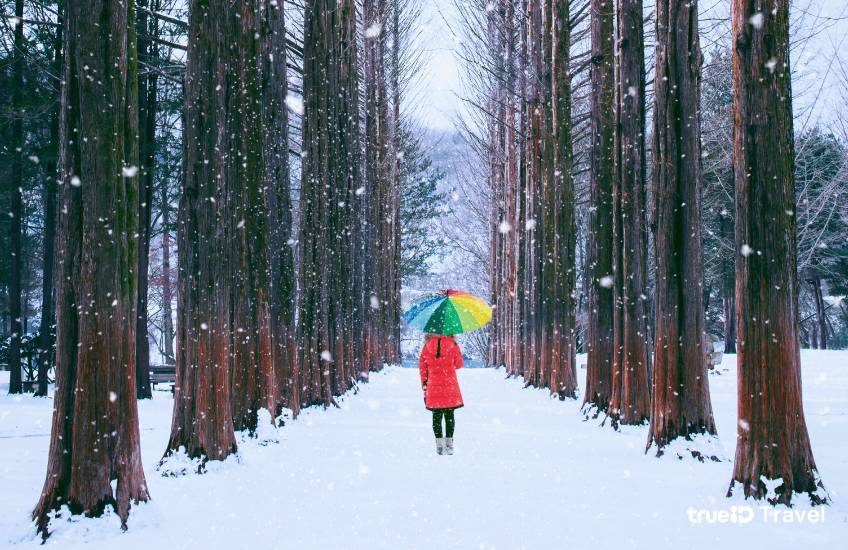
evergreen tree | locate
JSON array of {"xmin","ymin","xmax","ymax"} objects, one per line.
[{"xmin": 399, "ymin": 129, "xmax": 448, "ymax": 279}]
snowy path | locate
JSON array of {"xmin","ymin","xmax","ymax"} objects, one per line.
[{"xmin": 1, "ymin": 351, "xmax": 846, "ymax": 548}]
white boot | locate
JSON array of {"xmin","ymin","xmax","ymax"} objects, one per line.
[
  {"xmin": 445, "ymin": 437, "xmax": 454, "ymax": 455},
  {"xmin": 435, "ymin": 437, "xmax": 446, "ymax": 455}
]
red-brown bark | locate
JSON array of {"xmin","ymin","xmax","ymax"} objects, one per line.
[
  {"xmin": 728, "ymin": 0, "xmax": 827, "ymax": 505},
  {"xmin": 609, "ymin": 0, "xmax": 651, "ymax": 427},
  {"xmin": 33, "ymin": 0, "xmax": 149, "ymax": 534},
  {"xmin": 584, "ymin": 0, "xmax": 615, "ymax": 416},
  {"xmin": 298, "ymin": 0, "xmax": 362, "ymax": 407},
  {"xmin": 165, "ymin": 0, "xmax": 238, "ymax": 462},
  {"xmin": 647, "ymin": 0, "xmax": 717, "ymax": 455}
]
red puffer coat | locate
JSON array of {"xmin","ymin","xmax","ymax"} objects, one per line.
[{"xmin": 419, "ymin": 336, "xmax": 464, "ymax": 410}]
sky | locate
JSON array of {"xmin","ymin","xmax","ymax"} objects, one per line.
[
  {"xmin": 414, "ymin": 0, "xmax": 848, "ymax": 133},
  {"xmin": 415, "ymin": 0, "xmax": 462, "ymax": 130}
]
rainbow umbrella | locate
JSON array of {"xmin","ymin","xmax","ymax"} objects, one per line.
[{"xmin": 403, "ymin": 290, "xmax": 492, "ymax": 335}]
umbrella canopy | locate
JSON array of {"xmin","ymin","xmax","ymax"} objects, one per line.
[{"xmin": 403, "ymin": 290, "xmax": 492, "ymax": 335}]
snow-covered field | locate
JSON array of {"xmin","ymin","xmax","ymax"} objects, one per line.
[{"xmin": 1, "ymin": 350, "xmax": 846, "ymax": 549}]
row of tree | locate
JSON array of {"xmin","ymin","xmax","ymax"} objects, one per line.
[
  {"xmin": 467, "ymin": 0, "xmax": 832, "ymax": 505},
  {"xmin": 0, "ymin": 0, "xmax": 436, "ymax": 537}
]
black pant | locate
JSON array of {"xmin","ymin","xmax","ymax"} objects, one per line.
[{"xmin": 432, "ymin": 409, "xmax": 455, "ymax": 438}]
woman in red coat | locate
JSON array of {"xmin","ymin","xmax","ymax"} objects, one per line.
[{"xmin": 419, "ymin": 334, "xmax": 464, "ymax": 455}]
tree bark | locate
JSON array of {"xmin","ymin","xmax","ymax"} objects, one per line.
[
  {"xmin": 609, "ymin": 0, "xmax": 651, "ymax": 427},
  {"xmin": 809, "ymin": 276, "xmax": 827, "ymax": 350},
  {"xmin": 363, "ymin": 0, "xmax": 391, "ymax": 375},
  {"xmin": 719, "ymin": 210, "xmax": 736, "ymax": 353},
  {"xmin": 728, "ymin": 0, "xmax": 827, "ymax": 505},
  {"xmin": 8, "ymin": 0, "xmax": 25, "ymax": 395},
  {"xmin": 165, "ymin": 0, "xmax": 238, "ymax": 462},
  {"xmin": 228, "ymin": 0, "xmax": 278, "ymax": 434},
  {"xmin": 551, "ymin": 0, "xmax": 578, "ymax": 398},
  {"xmin": 135, "ymin": 0, "xmax": 156, "ymax": 400},
  {"xmin": 262, "ymin": 0, "xmax": 297, "ymax": 416},
  {"xmin": 33, "ymin": 0, "xmax": 149, "ymax": 534},
  {"xmin": 583, "ymin": 0, "xmax": 615, "ymax": 416},
  {"xmin": 647, "ymin": 0, "xmax": 717, "ymax": 456},
  {"xmin": 298, "ymin": 0, "xmax": 362, "ymax": 407},
  {"xmin": 36, "ymin": 0, "xmax": 63, "ymax": 398},
  {"xmin": 160, "ymin": 181, "xmax": 174, "ymax": 365}
]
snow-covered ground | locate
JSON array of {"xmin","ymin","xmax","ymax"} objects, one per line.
[{"xmin": 1, "ymin": 350, "xmax": 846, "ymax": 548}]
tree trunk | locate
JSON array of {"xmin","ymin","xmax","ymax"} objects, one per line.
[
  {"xmin": 363, "ymin": 0, "xmax": 391, "ymax": 375},
  {"xmin": 298, "ymin": 0, "xmax": 362, "ymax": 407},
  {"xmin": 551, "ymin": 0, "xmax": 578, "ymax": 398},
  {"xmin": 36, "ymin": 0, "xmax": 63, "ymax": 397},
  {"xmin": 262, "ymin": 0, "xmax": 297, "ymax": 416},
  {"xmin": 720, "ymin": 210, "xmax": 736, "ymax": 353},
  {"xmin": 728, "ymin": 0, "xmax": 827, "ymax": 505},
  {"xmin": 228, "ymin": 0, "xmax": 278, "ymax": 434},
  {"xmin": 8, "ymin": 0, "xmax": 25, "ymax": 395},
  {"xmin": 388, "ymin": 0, "xmax": 403, "ymax": 366},
  {"xmin": 583, "ymin": 0, "xmax": 615, "ymax": 416},
  {"xmin": 647, "ymin": 0, "xmax": 717, "ymax": 456},
  {"xmin": 609, "ymin": 0, "xmax": 651, "ymax": 427},
  {"xmin": 165, "ymin": 0, "xmax": 238, "ymax": 462},
  {"xmin": 33, "ymin": 0, "xmax": 149, "ymax": 535},
  {"xmin": 135, "ymin": 0, "xmax": 156, "ymax": 400},
  {"xmin": 809, "ymin": 276, "xmax": 827, "ymax": 350},
  {"xmin": 160, "ymin": 181, "xmax": 174, "ymax": 365}
]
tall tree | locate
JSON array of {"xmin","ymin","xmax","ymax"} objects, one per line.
[
  {"xmin": 33, "ymin": 0, "xmax": 149, "ymax": 534},
  {"xmin": 583, "ymin": 0, "xmax": 615, "ymax": 416},
  {"xmin": 262, "ymin": 0, "xmax": 297, "ymax": 417},
  {"xmin": 8, "ymin": 0, "xmax": 25, "ymax": 395},
  {"xmin": 228, "ymin": 0, "xmax": 280, "ymax": 434},
  {"xmin": 728, "ymin": 0, "xmax": 827, "ymax": 504},
  {"xmin": 298, "ymin": 0, "xmax": 364, "ymax": 407},
  {"xmin": 549, "ymin": 0, "xmax": 578, "ymax": 399},
  {"xmin": 647, "ymin": 0, "xmax": 717, "ymax": 455},
  {"xmin": 135, "ymin": 0, "xmax": 158, "ymax": 400},
  {"xmin": 609, "ymin": 0, "xmax": 651, "ymax": 427},
  {"xmin": 165, "ymin": 0, "xmax": 238, "ymax": 462},
  {"xmin": 160, "ymin": 177, "xmax": 175, "ymax": 365},
  {"xmin": 35, "ymin": 0, "xmax": 64, "ymax": 398},
  {"xmin": 363, "ymin": 0, "xmax": 391, "ymax": 373}
]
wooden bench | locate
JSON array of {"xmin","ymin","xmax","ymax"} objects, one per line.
[{"xmin": 150, "ymin": 364, "xmax": 176, "ymax": 388}]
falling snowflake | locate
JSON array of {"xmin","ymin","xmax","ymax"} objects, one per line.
[
  {"xmin": 749, "ymin": 12, "xmax": 764, "ymax": 29},
  {"xmin": 498, "ymin": 220, "xmax": 512, "ymax": 234},
  {"xmin": 285, "ymin": 94, "xmax": 304, "ymax": 116},
  {"xmin": 370, "ymin": 295, "xmax": 380, "ymax": 310},
  {"xmin": 109, "ymin": 391, "xmax": 118, "ymax": 403},
  {"xmin": 70, "ymin": 176, "xmax": 81, "ymax": 187},
  {"xmin": 320, "ymin": 350, "xmax": 333, "ymax": 362},
  {"xmin": 364, "ymin": 23, "xmax": 382, "ymax": 38},
  {"xmin": 599, "ymin": 275, "xmax": 614, "ymax": 289},
  {"xmin": 200, "ymin": 322, "xmax": 209, "ymax": 330},
  {"xmin": 740, "ymin": 244, "xmax": 754, "ymax": 257},
  {"xmin": 765, "ymin": 58, "xmax": 777, "ymax": 73},
  {"xmin": 525, "ymin": 218, "xmax": 536, "ymax": 230},
  {"xmin": 122, "ymin": 165, "xmax": 139, "ymax": 178}
]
